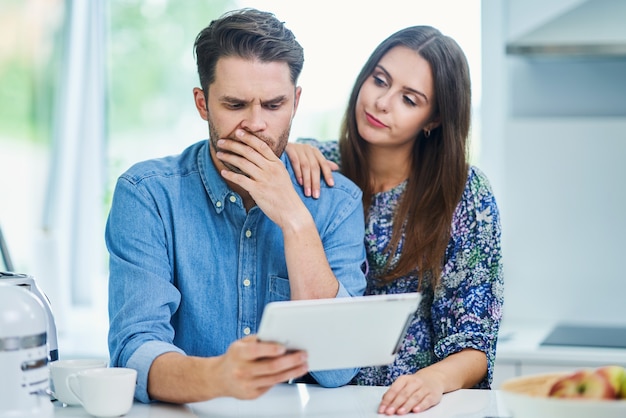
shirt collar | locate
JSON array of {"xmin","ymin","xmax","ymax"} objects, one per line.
[{"xmin": 197, "ymin": 140, "xmax": 233, "ymax": 214}]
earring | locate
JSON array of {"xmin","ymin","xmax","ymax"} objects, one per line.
[{"xmin": 424, "ymin": 129, "xmax": 431, "ymax": 138}]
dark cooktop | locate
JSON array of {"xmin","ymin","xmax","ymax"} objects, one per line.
[{"xmin": 541, "ymin": 324, "xmax": 626, "ymax": 349}]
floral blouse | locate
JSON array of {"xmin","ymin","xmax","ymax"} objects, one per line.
[{"xmin": 298, "ymin": 138, "xmax": 504, "ymax": 389}]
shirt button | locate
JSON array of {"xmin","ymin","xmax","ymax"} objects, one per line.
[
  {"xmin": 216, "ymin": 201, "xmax": 222, "ymax": 208},
  {"xmin": 245, "ymin": 230, "xmax": 252, "ymax": 238},
  {"xmin": 243, "ymin": 278, "xmax": 251, "ymax": 287},
  {"xmin": 229, "ymin": 195, "xmax": 237, "ymax": 203},
  {"xmin": 243, "ymin": 327, "xmax": 251, "ymax": 335}
]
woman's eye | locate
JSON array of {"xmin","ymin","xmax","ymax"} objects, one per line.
[
  {"xmin": 373, "ymin": 75, "xmax": 386, "ymax": 87},
  {"xmin": 403, "ymin": 96, "xmax": 416, "ymax": 106}
]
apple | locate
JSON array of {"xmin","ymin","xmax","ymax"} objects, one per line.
[
  {"xmin": 548, "ymin": 368, "xmax": 619, "ymax": 400},
  {"xmin": 594, "ymin": 365, "xmax": 626, "ymax": 398},
  {"xmin": 620, "ymin": 370, "xmax": 626, "ymax": 400}
]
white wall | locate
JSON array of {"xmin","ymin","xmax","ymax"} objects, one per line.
[{"xmin": 482, "ymin": 0, "xmax": 626, "ymax": 325}]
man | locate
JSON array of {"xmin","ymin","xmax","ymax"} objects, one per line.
[{"xmin": 106, "ymin": 8, "xmax": 367, "ymax": 404}]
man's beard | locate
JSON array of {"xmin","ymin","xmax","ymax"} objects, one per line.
[{"xmin": 208, "ymin": 119, "xmax": 291, "ymax": 176}]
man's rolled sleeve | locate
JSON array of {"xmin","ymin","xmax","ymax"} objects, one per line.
[{"xmin": 126, "ymin": 341, "xmax": 186, "ymax": 403}]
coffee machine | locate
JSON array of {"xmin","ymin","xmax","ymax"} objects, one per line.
[{"xmin": 0, "ymin": 272, "xmax": 59, "ymax": 362}]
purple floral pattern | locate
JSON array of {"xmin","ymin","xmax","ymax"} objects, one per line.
[{"xmin": 298, "ymin": 138, "xmax": 503, "ymax": 388}]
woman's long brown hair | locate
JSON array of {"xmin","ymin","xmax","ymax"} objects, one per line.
[{"xmin": 339, "ymin": 26, "xmax": 471, "ymax": 286}]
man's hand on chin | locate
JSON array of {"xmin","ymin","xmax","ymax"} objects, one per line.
[{"xmin": 216, "ymin": 130, "xmax": 309, "ymax": 228}]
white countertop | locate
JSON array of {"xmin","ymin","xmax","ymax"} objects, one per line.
[
  {"xmin": 53, "ymin": 384, "xmax": 510, "ymax": 417},
  {"xmin": 497, "ymin": 319, "xmax": 626, "ymax": 365}
]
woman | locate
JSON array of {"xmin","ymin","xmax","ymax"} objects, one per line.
[{"xmin": 286, "ymin": 26, "xmax": 503, "ymax": 415}]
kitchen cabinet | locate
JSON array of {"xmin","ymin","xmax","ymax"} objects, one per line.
[{"xmin": 483, "ymin": 1, "xmax": 626, "ymax": 390}]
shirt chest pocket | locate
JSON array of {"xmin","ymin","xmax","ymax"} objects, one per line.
[{"xmin": 268, "ymin": 275, "xmax": 291, "ymax": 302}]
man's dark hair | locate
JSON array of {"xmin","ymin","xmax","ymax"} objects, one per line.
[{"xmin": 194, "ymin": 8, "xmax": 304, "ymax": 93}]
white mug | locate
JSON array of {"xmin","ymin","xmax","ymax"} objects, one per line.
[
  {"xmin": 66, "ymin": 367, "xmax": 137, "ymax": 417},
  {"xmin": 49, "ymin": 359, "xmax": 108, "ymax": 406}
]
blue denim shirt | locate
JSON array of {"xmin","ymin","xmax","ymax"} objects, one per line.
[{"xmin": 106, "ymin": 140, "xmax": 367, "ymax": 402}]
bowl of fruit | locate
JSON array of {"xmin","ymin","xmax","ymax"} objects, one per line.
[{"xmin": 501, "ymin": 365, "xmax": 626, "ymax": 418}]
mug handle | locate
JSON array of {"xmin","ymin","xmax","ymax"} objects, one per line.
[{"xmin": 66, "ymin": 373, "xmax": 83, "ymax": 405}]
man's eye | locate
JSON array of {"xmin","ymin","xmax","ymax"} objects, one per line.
[{"xmin": 265, "ymin": 103, "xmax": 282, "ymax": 110}]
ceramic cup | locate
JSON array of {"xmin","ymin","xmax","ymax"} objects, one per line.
[
  {"xmin": 49, "ymin": 359, "xmax": 108, "ymax": 406},
  {"xmin": 66, "ymin": 367, "xmax": 137, "ymax": 417}
]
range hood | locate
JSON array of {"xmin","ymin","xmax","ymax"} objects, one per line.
[{"xmin": 506, "ymin": 0, "xmax": 626, "ymax": 56}]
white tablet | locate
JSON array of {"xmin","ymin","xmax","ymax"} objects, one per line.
[{"xmin": 257, "ymin": 293, "xmax": 421, "ymax": 371}]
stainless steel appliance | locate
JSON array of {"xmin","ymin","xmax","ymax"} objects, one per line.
[
  {"xmin": 0, "ymin": 285, "xmax": 54, "ymax": 417},
  {"xmin": 0, "ymin": 272, "xmax": 59, "ymax": 362}
]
